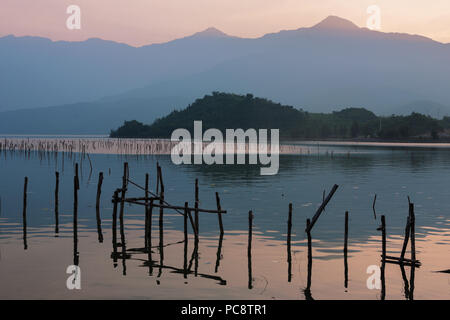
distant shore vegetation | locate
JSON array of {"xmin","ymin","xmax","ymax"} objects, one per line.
[{"xmin": 110, "ymin": 92, "xmax": 450, "ymax": 141}]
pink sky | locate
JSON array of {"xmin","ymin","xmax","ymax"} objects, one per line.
[{"xmin": 1, "ymin": 0, "xmax": 450, "ymax": 46}]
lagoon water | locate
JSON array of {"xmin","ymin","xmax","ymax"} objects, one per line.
[{"xmin": 0, "ymin": 140, "xmax": 449, "ymax": 299}]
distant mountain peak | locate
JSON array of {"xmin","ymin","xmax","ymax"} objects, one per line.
[
  {"xmin": 312, "ymin": 15, "xmax": 359, "ymax": 31},
  {"xmin": 192, "ymin": 27, "xmax": 229, "ymax": 38}
]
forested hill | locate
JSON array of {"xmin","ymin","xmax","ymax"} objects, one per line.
[{"xmin": 110, "ymin": 92, "xmax": 449, "ymax": 140}]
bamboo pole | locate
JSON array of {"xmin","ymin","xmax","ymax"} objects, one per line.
[
  {"xmin": 400, "ymin": 215, "xmax": 411, "ymax": 262},
  {"xmin": 119, "ymin": 162, "xmax": 128, "ymax": 220},
  {"xmin": 54, "ymin": 171, "xmax": 59, "ymax": 235},
  {"xmin": 184, "ymin": 202, "xmax": 189, "ymax": 279},
  {"xmin": 112, "ymin": 190, "xmax": 119, "ymax": 267},
  {"xmin": 73, "ymin": 164, "xmax": 79, "ymax": 266},
  {"xmin": 215, "ymin": 192, "xmax": 224, "ymax": 235},
  {"xmin": 248, "ymin": 210, "xmax": 253, "ymax": 290},
  {"xmin": 344, "ymin": 211, "xmax": 349, "ymax": 288},
  {"xmin": 96, "ymin": 172, "xmax": 104, "ymax": 243},
  {"xmin": 305, "ymin": 184, "xmax": 339, "ymax": 233},
  {"xmin": 22, "ymin": 177, "xmax": 28, "ymax": 250},
  {"xmin": 194, "ymin": 179, "xmax": 199, "ymax": 242},
  {"xmin": 380, "ymin": 215, "xmax": 386, "ymax": 300},
  {"xmin": 144, "ymin": 173, "xmax": 149, "ymax": 249},
  {"xmin": 287, "ymin": 203, "xmax": 292, "ymax": 282}
]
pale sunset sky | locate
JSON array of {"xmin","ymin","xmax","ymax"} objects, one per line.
[{"xmin": 1, "ymin": 0, "xmax": 449, "ymax": 46}]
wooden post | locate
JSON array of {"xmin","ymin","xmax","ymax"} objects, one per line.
[
  {"xmin": 96, "ymin": 172, "xmax": 104, "ymax": 243},
  {"xmin": 73, "ymin": 164, "xmax": 79, "ymax": 266},
  {"xmin": 119, "ymin": 200, "xmax": 127, "ymax": 276},
  {"xmin": 380, "ymin": 215, "xmax": 386, "ymax": 300},
  {"xmin": 372, "ymin": 194, "xmax": 377, "ymax": 220},
  {"xmin": 144, "ymin": 173, "xmax": 149, "ymax": 250},
  {"xmin": 112, "ymin": 190, "xmax": 119, "ymax": 267},
  {"xmin": 409, "ymin": 203, "xmax": 416, "ymax": 264},
  {"xmin": 306, "ymin": 218, "xmax": 312, "ymax": 291},
  {"xmin": 194, "ymin": 179, "xmax": 199, "ymax": 241},
  {"xmin": 400, "ymin": 215, "xmax": 411, "ymax": 262},
  {"xmin": 22, "ymin": 177, "xmax": 28, "ymax": 250},
  {"xmin": 248, "ymin": 210, "xmax": 253, "ymax": 290},
  {"xmin": 287, "ymin": 203, "xmax": 292, "ymax": 282},
  {"xmin": 158, "ymin": 165, "xmax": 165, "ymax": 262},
  {"xmin": 305, "ymin": 184, "xmax": 339, "ymax": 233},
  {"xmin": 344, "ymin": 211, "xmax": 349, "ymax": 288},
  {"xmin": 184, "ymin": 202, "xmax": 189, "ymax": 278},
  {"xmin": 119, "ymin": 162, "xmax": 128, "ymax": 220},
  {"xmin": 215, "ymin": 231, "xmax": 224, "ymax": 273},
  {"xmin": 215, "ymin": 192, "xmax": 224, "ymax": 235},
  {"xmin": 55, "ymin": 171, "xmax": 59, "ymax": 235}
]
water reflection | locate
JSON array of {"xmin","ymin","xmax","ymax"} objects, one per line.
[{"xmin": 1, "ymin": 143, "xmax": 450, "ymax": 299}]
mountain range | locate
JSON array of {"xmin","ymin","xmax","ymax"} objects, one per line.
[{"xmin": 1, "ymin": 16, "xmax": 450, "ymax": 134}]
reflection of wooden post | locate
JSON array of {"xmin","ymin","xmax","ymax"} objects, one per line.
[
  {"xmin": 96, "ymin": 172, "xmax": 104, "ymax": 243},
  {"xmin": 248, "ymin": 211, "xmax": 253, "ymax": 290},
  {"xmin": 22, "ymin": 177, "xmax": 28, "ymax": 250},
  {"xmin": 344, "ymin": 211, "xmax": 349, "ymax": 288},
  {"xmin": 55, "ymin": 172, "xmax": 59, "ymax": 235},
  {"xmin": 287, "ymin": 203, "xmax": 292, "ymax": 282},
  {"xmin": 215, "ymin": 192, "xmax": 224, "ymax": 235}
]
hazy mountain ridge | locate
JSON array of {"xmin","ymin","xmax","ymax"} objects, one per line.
[{"xmin": 1, "ymin": 16, "xmax": 450, "ymax": 134}]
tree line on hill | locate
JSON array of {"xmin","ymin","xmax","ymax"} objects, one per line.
[{"xmin": 110, "ymin": 92, "xmax": 449, "ymax": 140}]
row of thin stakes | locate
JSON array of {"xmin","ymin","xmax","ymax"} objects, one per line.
[
  {"xmin": 19, "ymin": 161, "xmax": 419, "ymax": 298},
  {"xmin": 109, "ymin": 162, "xmax": 226, "ymax": 276}
]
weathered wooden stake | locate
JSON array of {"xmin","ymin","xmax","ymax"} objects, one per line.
[
  {"xmin": 380, "ymin": 215, "xmax": 386, "ymax": 300},
  {"xmin": 344, "ymin": 211, "xmax": 349, "ymax": 288},
  {"xmin": 55, "ymin": 171, "xmax": 59, "ymax": 235},
  {"xmin": 287, "ymin": 203, "xmax": 293, "ymax": 282},
  {"xmin": 409, "ymin": 203, "xmax": 416, "ymax": 263},
  {"xmin": 215, "ymin": 192, "xmax": 224, "ymax": 235},
  {"xmin": 248, "ymin": 210, "xmax": 253, "ymax": 290},
  {"xmin": 73, "ymin": 164, "xmax": 79, "ymax": 266},
  {"xmin": 306, "ymin": 218, "xmax": 312, "ymax": 291},
  {"xmin": 372, "ymin": 194, "xmax": 377, "ymax": 220},
  {"xmin": 96, "ymin": 172, "xmax": 104, "ymax": 243},
  {"xmin": 144, "ymin": 173, "xmax": 149, "ymax": 249},
  {"xmin": 119, "ymin": 162, "xmax": 128, "ymax": 220},
  {"xmin": 400, "ymin": 215, "xmax": 411, "ymax": 262},
  {"xmin": 158, "ymin": 164, "xmax": 165, "ymax": 262},
  {"xmin": 305, "ymin": 184, "xmax": 339, "ymax": 233},
  {"xmin": 194, "ymin": 179, "xmax": 199, "ymax": 241},
  {"xmin": 112, "ymin": 190, "xmax": 119, "ymax": 267},
  {"xmin": 184, "ymin": 202, "xmax": 189, "ymax": 278},
  {"xmin": 22, "ymin": 176, "xmax": 28, "ymax": 250}
]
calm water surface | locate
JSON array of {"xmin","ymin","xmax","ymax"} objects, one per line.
[{"xmin": 0, "ymin": 141, "xmax": 449, "ymax": 299}]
